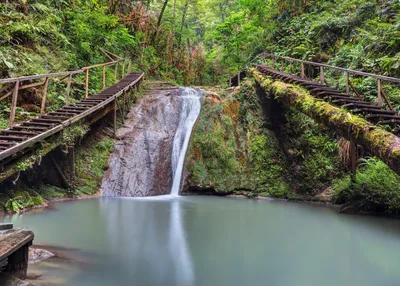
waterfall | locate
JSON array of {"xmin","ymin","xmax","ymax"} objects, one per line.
[{"xmin": 170, "ymin": 88, "xmax": 202, "ymax": 196}]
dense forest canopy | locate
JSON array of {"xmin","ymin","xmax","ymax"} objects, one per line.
[{"xmin": 1, "ymin": 0, "xmax": 399, "ymax": 87}]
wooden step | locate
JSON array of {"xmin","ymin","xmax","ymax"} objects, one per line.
[
  {"xmin": 366, "ymin": 114, "xmax": 400, "ymax": 120},
  {"xmin": 0, "ymin": 130, "xmax": 39, "ymax": 136},
  {"xmin": 325, "ymin": 95, "xmax": 361, "ymax": 101},
  {"xmin": 352, "ymin": 108, "xmax": 398, "ymax": 115},
  {"xmin": 342, "ymin": 103, "xmax": 380, "ymax": 110}
]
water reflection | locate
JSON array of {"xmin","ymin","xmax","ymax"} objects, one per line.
[
  {"xmin": 99, "ymin": 197, "xmax": 194, "ymax": 286},
  {"xmin": 169, "ymin": 199, "xmax": 194, "ymax": 285},
  {"xmin": 4, "ymin": 197, "xmax": 400, "ymax": 286}
]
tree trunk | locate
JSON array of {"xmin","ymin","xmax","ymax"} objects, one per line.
[
  {"xmin": 253, "ymin": 69, "xmax": 400, "ymax": 175},
  {"xmin": 177, "ymin": 0, "xmax": 190, "ymax": 65},
  {"xmin": 152, "ymin": 0, "xmax": 170, "ymax": 44}
]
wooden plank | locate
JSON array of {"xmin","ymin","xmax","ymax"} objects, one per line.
[
  {"xmin": 102, "ymin": 66, "xmax": 106, "ymax": 90},
  {"xmin": 40, "ymin": 77, "xmax": 50, "ymax": 115},
  {"xmin": 352, "ymin": 109, "xmax": 397, "ymax": 116},
  {"xmin": 320, "ymin": 66, "xmax": 324, "ymax": 84},
  {"xmin": 0, "ymin": 81, "xmax": 45, "ymax": 101},
  {"xmin": 0, "ymin": 135, "xmax": 28, "ymax": 141},
  {"xmin": 50, "ymin": 155, "xmax": 71, "ymax": 189},
  {"xmin": 377, "ymin": 79, "xmax": 383, "ymax": 106},
  {"xmin": 114, "ymin": 63, "xmax": 118, "ymax": 81},
  {"xmin": 0, "ymin": 70, "xmax": 83, "ymax": 84},
  {"xmin": 85, "ymin": 69, "xmax": 89, "ymax": 99},
  {"xmin": 348, "ymin": 80, "xmax": 364, "ymax": 100},
  {"xmin": 66, "ymin": 74, "xmax": 72, "ymax": 105},
  {"xmin": 0, "ymin": 228, "xmax": 34, "ymax": 261},
  {"xmin": 0, "ymin": 223, "xmax": 13, "ymax": 230},
  {"xmin": 9, "ymin": 81, "xmax": 19, "ymax": 129},
  {"xmin": 381, "ymin": 88, "xmax": 394, "ymax": 111},
  {"xmin": 102, "ymin": 48, "xmax": 122, "ymax": 60},
  {"xmin": 0, "ymin": 130, "xmax": 38, "ymax": 136}
]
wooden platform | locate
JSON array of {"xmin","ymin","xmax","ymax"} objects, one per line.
[{"xmin": 0, "ymin": 224, "xmax": 34, "ymax": 279}]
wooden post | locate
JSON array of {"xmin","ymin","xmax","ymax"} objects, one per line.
[
  {"xmin": 349, "ymin": 140, "xmax": 357, "ymax": 180},
  {"xmin": 114, "ymin": 98, "xmax": 117, "ymax": 138},
  {"xmin": 281, "ymin": 59, "xmax": 285, "ymax": 71},
  {"xmin": 122, "ymin": 94, "xmax": 125, "ymax": 122},
  {"xmin": 66, "ymin": 74, "xmax": 72, "ymax": 105},
  {"xmin": 377, "ymin": 79, "xmax": 383, "ymax": 106},
  {"xmin": 85, "ymin": 69, "xmax": 89, "ymax": 99},
  {"xmin": 50, "ymin": 155, "xmax": 71, "ymax": 189},
  {"xmin": 301, "ymin": 62, "xmax": 305, "ymax": 78},
  {"xmin": 320, "ymin": 66, "xmax": 325, "ymax": 84},
  {"xmin": 5, "ymin": 243, "xmax": 30, "ymax": 279},
  {"xmin": 114, "ymin": 63, "xmax": 118, "ymax": 81},
  {"xmin": 9, "ymin": 81, "xmax": 19, "ymax": 128},
  {"xmin": 122, "ymin": 62, "xmax": 125, "ymax": 78},
  {"xmin": 40, "ymin": 77, "xmax": 49, "ymax": 115},
  {"xmin": 128, "ymin": 60, "xmax": 132, "ymax": 73},
  {"xmin": 381, "ymin": 89, "xmax": 394, "ymax": 111},
  {"xmin": 102, "ymin": 66, "xmax": 106, "ymax": 90},
  {"xmin": 68, "ymin": 146, "xmax": 75, "ymax": 189},
  {"xmin": 346, "ymin": 72, "xmax": 350, "ymax": 94},
  {"xmin": 237, "ymin": 71, "xmax": 241, "ymax": 87}
]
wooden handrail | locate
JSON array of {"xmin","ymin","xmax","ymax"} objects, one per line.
[
  {"xmin": 0, "ymin": 70, "xmax": 83, "ymax": 84},
  {"xmin": 258, "ymin": 53, "xmax": 400, "ymax": 84},
  {"xmin": 81, "ymin": 58, "xmax": 126, "ymax": 70},
  {"xmin": 0, "ymin": 58, "xmax": 127, "ymax": 84},
  {"xmin": 0, "ymin": 55, "xmax": 132, "ymax": 128},
  {"xmin": 251, "ymin": 52, "xmax": 400, "ymax": 111}
]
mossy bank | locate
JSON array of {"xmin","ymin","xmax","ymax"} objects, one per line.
[{"xmin": 185, "ymin": 78, "xmax": 400, "ymax": 215}]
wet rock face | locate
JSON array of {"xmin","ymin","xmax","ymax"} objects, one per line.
[{"xmin": 102, "ymin": 85, "xmax": 182, "ymax": 197}]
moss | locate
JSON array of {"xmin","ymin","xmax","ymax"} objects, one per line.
[
  {"xmin": 250, "ymin": 132, "xmax": 290, "ymax": 197},
  {"xmin": 253, "ymin": 69, "xmax": 400, "ymax": 174},
  {"xmin": 37, "ymin": 185, "xmax": 65, "ymax": 200},
  {"xmin": 75, "ymin": 136, "xmax": 115, "ymax": 195},
  {"xmin": 187, "ymin": 80, "xmax": 289, "ymax": 197}
]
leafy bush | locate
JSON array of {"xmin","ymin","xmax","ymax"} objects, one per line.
[{"xmin": 333, "ymin": 157, "xmax": 400, "ymax": 213}]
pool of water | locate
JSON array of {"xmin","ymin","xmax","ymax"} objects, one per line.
[{"xmin": 3, "ymin": 196, "xmax": 400, "ymax": 286}]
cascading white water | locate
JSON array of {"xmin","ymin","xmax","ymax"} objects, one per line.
[{"xmin": 170, "ymin": 88, "xmax": 202, "ymax": 196}]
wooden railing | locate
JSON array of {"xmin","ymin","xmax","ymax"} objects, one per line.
[
  {"xmin": 0, "ymin": 55, "xmax": 132, "ymax": 128},
  {"xmin": 250, "ymin": 53, "xmax": 400, "ymax": 111}
]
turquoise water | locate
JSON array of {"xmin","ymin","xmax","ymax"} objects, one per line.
[{"xmin": 3, "ymin": 196, "xmax": 400, "ymax": 286}]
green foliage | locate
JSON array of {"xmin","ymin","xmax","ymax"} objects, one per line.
[
  {"xmin": 283, "ymin": 108, "xmax": 341, "ymax": 194},
  {"xmin": 4, "ymin": 190, "xmax": 44, "ymax": 213},
  {"xmin": 333, "ymin": 157, "xmax": 400, "ymax": 213}
]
